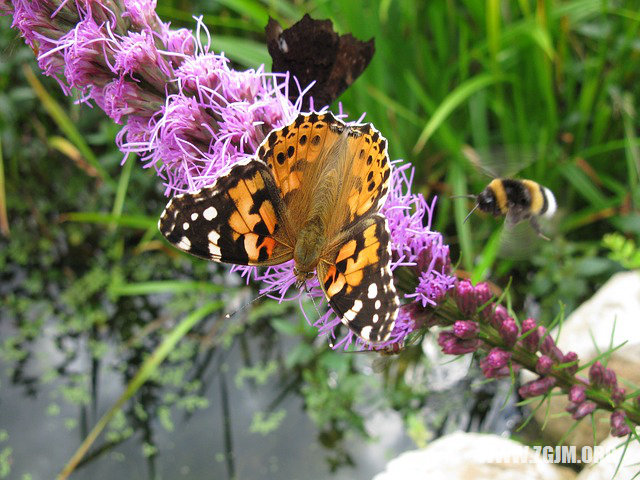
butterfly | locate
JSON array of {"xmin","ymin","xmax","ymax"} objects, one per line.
[{"xmin": 158, "ymin": 112, "xmax": 400, "ymax": 343}]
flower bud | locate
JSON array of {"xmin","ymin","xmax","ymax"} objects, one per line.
[
  {"xmin": 611, "ymin": 386, "xmax": 626, "ymax": 406},
  {"xmin": 438, "ymin": 331, "xmax": 480, "ymax": 355},
  {"xmin": 499, "ymin": 318, "xmax": 518, "ymax": 347},
  {"xmin": 453, "ymin": 320, "xmax": 479, "ymax": 340},
  {"xmin": 589, "ymin": 361, "xmax": 605, "ymax": 387},
  {"xmin": 519, "ymin": 376, "xmax": 556, "ymax": 398},
  {"xmin": 535, "ymin": 355, "xmax": 554, "ymax": 375},
  {"xmin": 490, "ymin": 304, "xmax": 509, "ymax": 330},
  {"xmin": 521, "ymin": 318, "xmax": 539, "ymax": 352},
  {"xmin": 561, "ymin": 352, "xmax": 579, "ymax": 375},
  {"xmin": 474, "ymin": 283, "xmax": 492, "ymax": 317},
  {"xmin": 611, "ymin": 410, "xmax": 632, "ymax": 437},
  {"xmin": 603, "ymin": 368, "xmax": 618, "ymax": 390},
  {"xmin": 454, "ymin": 280, "xmax": 477, "ymax": 317},
  {"xmin": 568, "ymin": 385, "xmax": 587, "ymax": 404},
  {"xmin": 571, "ymin": 401, "xmax": 596, "ymax": 420}
]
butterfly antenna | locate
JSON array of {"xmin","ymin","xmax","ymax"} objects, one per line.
[
  {"xmin": 224, "ymin": 288, "xmax": 275, "ymax": 319},
  {"xmin": 463, "ymin": 203, "xmax": 480, "ymax": 224},
  {"xmin": 303, "ymin": 282, "xmax": 334, "ymax": 348}
]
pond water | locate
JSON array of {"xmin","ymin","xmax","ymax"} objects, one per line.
[{"xmin": 1, "ymin": 319, "xmax": 414, "ymax": 479}]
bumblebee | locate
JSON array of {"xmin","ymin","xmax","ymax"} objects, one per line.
[{"xmin": 465, "ymin": 178, "xmax": 557, "ymax": 239}]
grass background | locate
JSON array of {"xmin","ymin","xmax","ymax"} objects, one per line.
[{"xmin": 1, "ymin": 0, "xmax": 639, "ymax": 478}]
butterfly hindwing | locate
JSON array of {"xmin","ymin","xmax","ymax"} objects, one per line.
[
  {"xmin": 158, "ymin": 159, "xmax": 293, "ymax": 266},
  {"xmin": 317, "ymin": 213, "xmax": 399, "ymax": 343}
]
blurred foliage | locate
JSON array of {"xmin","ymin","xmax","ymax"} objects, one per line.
[{"xmin": 1, "ymin": 0, "xmax": 640, "ymax": 477}]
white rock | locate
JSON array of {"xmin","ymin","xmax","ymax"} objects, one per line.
[
  {"xmin": 372, "ymin": 431, "xmax": 576, "ymax": 480},
  {"xmin": 576, "ymin": 434, "xmax": 640, "ymax": 480}
]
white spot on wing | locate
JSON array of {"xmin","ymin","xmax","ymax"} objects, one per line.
[
  {"xmin": 182, "ymin": 222, "xmax": 190, "ymax": 230},
  {"xmin": 367, "ymin": 283, "xmax": 378, "ymax": 299},
  {"xmin": 375, "ymin": 300, "xmax": 381, "ymax": 309},
  {"xmin": 208, "ymin": 230, "xmax": 221, "ymax": 257},
  {"xmin": 191, "ymin": 213, "xmax": 199, "ymax": 221},
  {"xmin": 372, "ymin": 314, "xmax": 379, "ymax": 323},
  {"xmin": 360, "ymin": 326, "xmax": 372, "ymax": 340},
  {"xmin": 178, "ymin": 236, "xmax": 191, "ymax": 250},
  {"xmin": 352, "ymin": 300, "xmax": 363, "ymax": 313},
  {"xmin": 203, "ymin": 206, "xmax": 218, "ymax": 221}
]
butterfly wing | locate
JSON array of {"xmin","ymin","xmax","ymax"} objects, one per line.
[
  {"xmin": 158, "ymin": 159, "xmax": 293, "ymax": 266},
  {"xmin": 316, "ymin": 214, "xmax": 399, "ymax": 343}
]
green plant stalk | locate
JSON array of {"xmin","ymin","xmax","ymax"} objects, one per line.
[
  {"xmin": 57, "ymin": 300, "xmax": 222, "ymax": 480},
  {"xmin": 0, "ymin": 137, "xmax": 8, "ymax": 236}
]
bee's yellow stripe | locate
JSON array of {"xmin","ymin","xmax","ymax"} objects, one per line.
[
  {"xmin": 522, "ymin": 180, "xmax": 544, "ymax": 215},
  {"xmin": 489, "ymin": 179, "xmax": 508, "ymax": 214}
]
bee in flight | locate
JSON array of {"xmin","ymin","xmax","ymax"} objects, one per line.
[{"xmin": 465, "ymin": 178, "xmax": 557, "ymax": 240}]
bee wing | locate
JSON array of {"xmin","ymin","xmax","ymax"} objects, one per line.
[
  {"xmin": 462, "ymin": 144, "xmax": 538, "ymax": 179},
  {"xmin": 498, "ymin": 219, "xmax": 545, "ymax": 260}
]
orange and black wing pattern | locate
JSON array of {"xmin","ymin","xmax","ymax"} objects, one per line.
[
  {"xmin": 158, "ymin": 159, "xmax": 293, "ymax": 266},
  {"xmin": 317, "ymin": 214, "xmax": 399, "ymax": 343}
]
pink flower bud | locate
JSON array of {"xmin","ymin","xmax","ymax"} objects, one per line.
[
  {"xmin": 589, "ymin": 361, "xmax": 605, "ymax": 387},
  {"xmin": 572, "ymin": 401, "xmax": 596, "ymax": 420},
  {"xmin": 499, "ymin": 318, "xmax": 518, "ymax": 347},
  {"xmin": 519, "ymin": 376, "xmax": 556, "ymax": 398},
  {"xmin": 490, "ymin": 304, "xmax": 509, "ymax": 330},
  {"xmin": 568, "ymin": 385, "xmax": 587, "ymax": 404},
  {"xmin": 611, "ymin": 410, "xmax": 632, "ymax": 437},
  {"xmin": 603, "ymin": 368, "xmax": 618, "ymax": 390},
  {"xmin": 480, "ymin": 348, "xmax": 512, "ymax": 378},
  {"xmin": 562, "ymin": 352, "xmax": 579, "ymax": 375},
  {"xmin": 438, "ymin": 331, "xmax": 480, "ymax": 355},
  {"xmin": 453, "ymin": 320, "xmax": 479, "ymax": 340},
  {"xmin": 611, "ymin": 386, "xmax": 626, "ymax": 406},
  {"xmin": 454, "ymin": 280, "xmax": 477, "ymax": 317},
  {"xmin": 535, "ymin": 355, "xmax": 554, "ymax": 375},
  {"xmin": 521, "ymin": 318, "xmax": 539, "ymax": 352},
  {"xmin": 474, "ymin": 282, "xmax": 492, "ymax": 306}
]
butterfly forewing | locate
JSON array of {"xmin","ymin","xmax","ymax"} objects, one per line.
[{"xmin": 158, "ymin": 159, "xmax": 293, "ymax": 266}]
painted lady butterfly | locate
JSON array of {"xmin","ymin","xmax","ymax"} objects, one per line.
[{"xmin": 158, "ymin": 112, "xmax": 400, "ymax": 343}]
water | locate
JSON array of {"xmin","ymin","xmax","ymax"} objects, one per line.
[{"xmin": 1, "ymin": 319, "xmax": 413, "ymax": 480}]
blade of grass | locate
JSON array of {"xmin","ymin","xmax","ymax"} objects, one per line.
[
  {"xmin": 110, "ymin": 153, "xmax": 135, "ymax": 231},
  {"xmin": 22, "ymin": 65, "xmax": 114, "ymax": 188},
  {"xmin": 61, "ymin": 212, "xmax": 156, "ymax": 229},
  {"xmin": 0, "ymin": 137, "xmax": 8, "ymax": 236},
  {"xmin": 209, "ymin": 35, "xmax": 269, "ymax": 68},
  {"xmin": 412, "ymin": 73, "xmax": 509, "ymax": 154},
  {"xmin": 57, "ymin": 300, "xmax": 222, "ymax": 480},
  {"xmin": 110, "ymin": 280, "xmax": 226, "ymax": 297},
  {"xmin": 471, "ymin": 228, "xmax": 502, "ymax": 283}
]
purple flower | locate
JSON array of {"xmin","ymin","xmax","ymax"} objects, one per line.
[
  {"xmin": 611, "ymin": 410, "xmax": 632, "ymax": 437},
  {"xmin": 519, "ymin": 376, "xmax": 556, "ymax": 398},
  {"xmin": 453, "ymin": 320, "xmax": 478, "ymax": 340},
  {"xmin": 520, "ymin": 318, "xmax": 539, "ymax": 352},
  {"xmin": 480, "ymin": 348, "xmax": 512, "ymax": 378},
  {"xmin": 454, "ymin": 280, "xmax": 477, "ymax": 317},
  {"xmin": 568, "ymin": 385, "xmax": 587, "ymax": 404},
  {"xmin": 611, "ymin": 386, "xmax": 626, "ymax": 406},
  {"xmin": 438, "ymin": 331, "xmax": 480, "ymax": 355},
  {"xmin": 561, "ymin": 351, "xmax": 579, "ymax": 375},
  {"xmin": 589, "ymin": 361, "xmax": 605, "ymax": 388},
  {"xmin": 535, "ymin": 355, "xmax": 554, "ymax": 375},
  {"xmin": 571, "ymin": 401, "xmax": 596, "ymax": 420},
  {"xmin": 474, "ymin": 282, "xmax": 492, "ymax": 309},
  {"xmin": 603, "ymin": 368, "xmax": 618, "ymax": 390},
  {"xmin": 499, "ymin": 317, "xmax": 518, "ymax": 347}
]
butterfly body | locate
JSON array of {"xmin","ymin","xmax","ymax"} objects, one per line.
[{"xmin": 159, "ymin": 112, "xmax": 399, "ymax": 343}]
